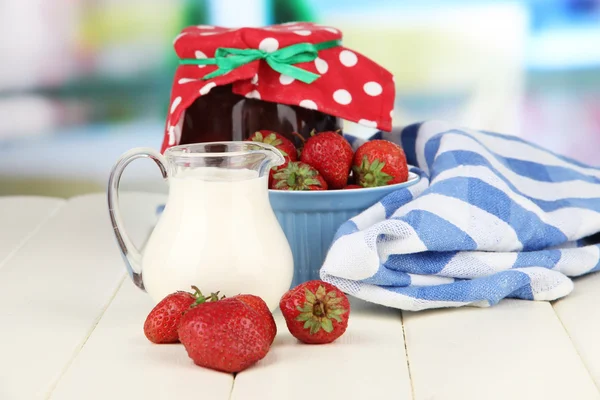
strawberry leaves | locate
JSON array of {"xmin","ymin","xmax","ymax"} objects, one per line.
[
  {"xmin": 321, "ymin": 319, "xmax": 334, "ymax": 333},
  {"xmin": 251, "ymin": 131, "xmax": 289, "ymax": 157},
  {"xmin": 353, "ymin": 155, "xmax": 393, "ymax": 187},
  {"xmin": 272, "ymin": 161, "xmax": 327, "ymax": 190},
  {"xmin": 294, "ymin": 285, "xmax": 348, "ymax": 335}
]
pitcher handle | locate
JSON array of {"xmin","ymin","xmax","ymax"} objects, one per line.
[{"xmin": 107, "ymin": 147, "xmax": 168, "ymax": 291}]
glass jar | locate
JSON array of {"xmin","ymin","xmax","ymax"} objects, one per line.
[{"xmin": 179, "ymin": 85, "xmax": 341, "ymax": 148}]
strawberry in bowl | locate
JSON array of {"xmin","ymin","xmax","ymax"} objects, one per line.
[
  {"xmin": 352, "ymin": 140, "xmax": 409, "ymax": 187},
  {"xmin": 248, "ymin": 130, "xmax": 298, "ymax": 187},
  {"xmin": 271, "ymin": 161, "xmax": 328, "ymax": 191},
  {"xmin": 300, "ymin": 131, "xmax": 354, "ymax": 189}
]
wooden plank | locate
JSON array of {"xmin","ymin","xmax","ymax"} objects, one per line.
[
  {"xmin": 49, "ymin": 279, "xmax": 234, "ymax": 400},
  {"xmin": 0, "ymin": 196, "xmax": 64, "ymax": 266},
  {"xmin": 553, "ymin": 272, "xmax": 600, "ymax": 389},
  {"xmin": 231, "ymin": 298, "xmax": 413, "ymax": 400},
  {"xmin": 403, "ymin": 299, "xmax": 600, "ymax": 400},
  {"xmin": 0, "ymin": 192, "xmax": 165, "ymax": 400}
]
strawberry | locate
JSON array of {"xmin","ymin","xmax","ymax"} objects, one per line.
[
  {"xmin": 279, "ymin": 280, "xmax": 350, "ymax": 344},
  {"xmin": 300, "ymin": 131, "xmax": 353, "ymax": 189},
  {"xmin": 248, "ymin": 130, "xmax": 297, "ymax": 189},
  {"xmin": 248, "ymin": 130, "xmax": 297, "ymax": 161},
  {"xmin": 178, "ymin": 297, "xmax": 272, "ymax": 373},
  {"xmin": 343, "ymin": 184, "xmax": 362, "ymax": 190},
  {"xmin": 352, "ymin": 140, "xmax": 408, "ymax": 187},
  {"xmin": 271, "ymin": 161, "xmax": 328, "ymax": 190},
  {"xmin": 143, "ymin": 286, "xmax": 209, "ymax": 344},
  {"xmin": 225, "ymin": 294, "xmax": 277, "ymax": 344}
]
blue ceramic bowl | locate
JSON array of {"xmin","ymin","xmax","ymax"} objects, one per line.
[{"xmin": 268, "ymin": 172, "xmax": 421, "ymax": 287}]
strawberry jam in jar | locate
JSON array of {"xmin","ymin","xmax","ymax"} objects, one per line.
[
  {"xmin": 179, "ymin": 84, "xmax": 341, "ymax": 148},
  {"xmin": 160, "ymin": 23, "xmax": 395, "ymax": 153}
]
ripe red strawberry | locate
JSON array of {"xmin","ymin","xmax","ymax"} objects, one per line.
[
  {"xmin": 248, "ymin": 130, "xmax": 297, "ymax": 161},
  {"xmin": 300, "ymin": 131, "xmax": 353, "ymax": 189},
  {"xmin": 352, "ymin": 140, "xmax": 408, "ymax": 187},
  {"xmin": 279, "ymin": 280, "xmax": 350, "ymax": 344},
  {"xmin": 271, "ymin": 161, "xmax": 328, "ymax": 190},
  {"xmin": 225, "ymin": 294, "xmax": 277, "ymax": 344},
  {"xmin": 343, "ymin": 184, "xmax": 362, "ymax": 190},
  {"xmin": 178, "ymin": 297, "xmax": 272, "ymax": 373},
  {"xmin": 248, "ymin": 130, "xmax": 297, "ymax": 189},
  {"xmin": 143, "ymin": 286, "xmax": 209, "ymax": 344}
]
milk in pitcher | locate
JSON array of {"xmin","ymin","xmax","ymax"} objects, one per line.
[
  {"xmin": 108, "ymin": 142, "xmax": 293, "ymax": 312},
  {"xmin": 142, "ymin": 167, "xmax": 293, "ymax": 309}
]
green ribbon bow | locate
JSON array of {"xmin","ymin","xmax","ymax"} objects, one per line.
[{"xmin": 179, "ymin": 40, "xmax": 340, "ymax": 84}]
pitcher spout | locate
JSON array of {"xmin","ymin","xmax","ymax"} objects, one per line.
[{"xmin": 252, "ymin": 143, "xmax": 286, "ymax": 178}]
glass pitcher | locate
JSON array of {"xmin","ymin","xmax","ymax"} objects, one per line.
[{"xmin": 107, "ymin": 142, "xmax": 294, "ymax": 311}]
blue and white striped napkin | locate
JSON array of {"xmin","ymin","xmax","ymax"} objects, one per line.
[{"xmin": 321, "ymin": 120, "xmax": 600, "ymax": 311}]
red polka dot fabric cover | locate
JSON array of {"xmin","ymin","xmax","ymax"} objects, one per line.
[{"xmin": 161, "ymin": 22, "xmax": 395, "ymax": 153}]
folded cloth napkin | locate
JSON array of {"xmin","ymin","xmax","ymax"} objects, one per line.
[{"xmin": 321, "ymin": 120, "xmax": 600, "ymax": 311}]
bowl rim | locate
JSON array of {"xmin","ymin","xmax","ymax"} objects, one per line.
[{"xmin": 268, "ymin": 171, "xmax": 421, "ymax": 195}]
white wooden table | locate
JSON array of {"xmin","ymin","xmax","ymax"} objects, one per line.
[{"xmin": 2, "ymin": 193, "xmax": 600, "ymax": 400}]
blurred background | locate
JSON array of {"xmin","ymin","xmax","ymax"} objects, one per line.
[{"xmin": 0, "ymin": 0, "xmax": 598, "ymax": 197}]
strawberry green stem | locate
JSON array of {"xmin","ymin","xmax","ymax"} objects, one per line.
[
  {"xmin": 353, "ymin": 156, "xmax": 392, "ymax": 187},
  {"xmin": 190, "ymin": 285, "xmax": 206, "ymax": 306},
  {"xmin": 291, "ymin": 131, "xmax": 306, "ymax": 143},
  {"xmin": 190, "ymin": 286, "xmax": 225, "ymax": 307},
  {"xmin": 313, "ymin": 301, "xmax": 325, "ymax": 317}
]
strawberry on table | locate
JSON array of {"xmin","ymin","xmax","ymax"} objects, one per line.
[
  {"xmin": 300, "ymin": 131, "xmax": 353, "ymax": 189},
  {"xmin": 178, "ymin": 295, "xmax": 272, "ymax": 373},
  {"xmin": 143, "ymin": 286, "xmax": 209, "ymax": 344},
  {"xmin": 279, "ymin": 280, "xmax": 350, "ymax": 344},
  {"xmin": 352, "ymin": 140, "xmax": 408, "ymax": 187},
  {"xmin": 225, "ymin": 294, "xmax": 277, "ymax": 344},
  {"xmin": 271, "ymin": 161, "xmax": 328, "ymax": 190}
]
